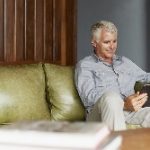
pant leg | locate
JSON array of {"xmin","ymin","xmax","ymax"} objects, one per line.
[
  {"xmin": 124, "ymin": 107, "xmax": 150, "ymax": 127},
  {"xmin": 86, "ymin": 91, "xmax": 126, "ymax": 131}
]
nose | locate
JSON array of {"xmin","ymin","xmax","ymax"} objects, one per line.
[{"xmin": 109, "ymin": 42, "xmax": 114, "ymax": 49}]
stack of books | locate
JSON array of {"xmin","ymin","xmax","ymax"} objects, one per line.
[{"xmin": 0, "ymin": 121, "xmax": 122, "ymax": 150}]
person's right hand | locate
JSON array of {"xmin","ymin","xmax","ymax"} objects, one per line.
[{"xmin": 124, "ymin": 92, "xmax": 148, "ymax": 111}]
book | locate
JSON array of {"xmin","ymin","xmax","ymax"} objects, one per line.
[
  {"xmin": 134, "ymin": 81, "xmax": 150, "ymax": 107},
  {"xmin": 0, "ymin": 134, "xmax": 122, "ymax": 150},
  {"xmin": 99, "ymin": 134, "xmax": 122, "ymax": 150},
  {"xmin": 0, "ymin": 121, "xmax": 111, "ymax": 150}
]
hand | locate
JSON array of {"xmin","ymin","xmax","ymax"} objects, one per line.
[{"xmin": 124, "ymin": 92, "xmax": 148, "ymax": 111}]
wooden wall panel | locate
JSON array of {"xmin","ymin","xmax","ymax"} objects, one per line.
[
  {"xmin": 66, "ymin": 0, "xmax": 77, "ymax": 65},
  {"xmin": 53, "ymin": 0, "xmax": 61, "ymax": 64},
  {"xmin": 35, "ymin": 0, "xmax": 44, "ymax": 61},
  {"xmin": 25, "ymin": 0, "xmax": 35, "ymax": 60},
  {"xmin": 0, "ymin": 0, "xmax": 77, "ymax": 65},
  {"xmin": 4, "ymin": 0, "xmax": 15, "ymax": 61},
  {"xmin": 44, "ymin": 0, "xmax": 53, "ymax": 61},
  {"xmin": 0, "ymin": 0, "xmax": 4, "ymax": 61},
  {"xmin": 16, "ymin": 0, "xmax": 25, "ymax": 61}
]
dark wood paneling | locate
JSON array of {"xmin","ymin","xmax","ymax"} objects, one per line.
[
  {"xmin": 44, "ymin": 0, "xmax": 53, "ymax": 62},
  {"xmin": 25, "ymin": 0, "xmax": 35, "ymax": 60},
  {"xmin": 0, "ymin": 0, "xmax": 4, "ymax": 61},
  {"xmin": 16, "ymin": 0, "xmax": 25, "ymax": 61},
  {"xmin": 66, "ymin": 0, "xmax": 77, "ymax": 65},
  {"xmin": 0, "ymin": 0, "xmax": 77, "ymax": 65},
  {"xmin": 4, "ymin": 0, "xmax": 15, "ymax": 61},
  {"xmin": 53, "ymin": 0, "xmax": 61, "ymax": 64},
  {"xmin": 60, "ymin": 0, "xmax": 67, "ymax": 65},
  {"xmin": 35, "ymin": 0, "xmax": 44, "ymax": 61}
]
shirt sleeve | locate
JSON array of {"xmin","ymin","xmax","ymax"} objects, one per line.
[
  {"xmin": 144, "ymin": 73, "xmax": 150, "ymax": 82},
  {"xmin": 123, "ymin": 57, "xmax": 150, "ymax": 82}
]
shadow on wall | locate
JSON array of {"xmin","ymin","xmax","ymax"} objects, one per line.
[{"xmin": 146, "ymin": 0, "xmax": 150, "ymax": 71}]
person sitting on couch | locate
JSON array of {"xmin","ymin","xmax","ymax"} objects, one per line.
[{"xmin": 75, "ymin": 20, "xmax": 150, "ymax": 131}]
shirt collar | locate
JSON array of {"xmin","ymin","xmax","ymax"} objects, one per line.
[{"xmin": 92, "ymin": 50, "xmax": 122, "ymax": 66}]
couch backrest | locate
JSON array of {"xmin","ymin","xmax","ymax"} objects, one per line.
[
  {"xmin": 0, "ymin": 63, "xmax": 50, "ymax": 124},
  {"xmin": 0, "ymin": 63, "xmax": 85, "ymax": 124},
  {"xmin": 44, "ymin": 64, "xmax": 85, "ymax": 121}
]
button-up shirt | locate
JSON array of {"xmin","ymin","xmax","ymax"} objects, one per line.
[{"xmin": 75, "ymin": 54, "xmax": 150, "ymax": 112}]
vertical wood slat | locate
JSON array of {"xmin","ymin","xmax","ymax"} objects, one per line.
[
  {"xmin": 35, "ymin": 0, "xmax": 44, "ymax": 61},
  {"xmin": 4, "ymin": 0, "xmax": 15, "ymax": 61},
  {"xmin": 53, "ymin": 0, "xmax": 61, "ymax": 63},
  {"xmin": 60, "ymin": 0, "xmax": 66, "ymax": 65},
  {"xmin": 66, "ymin": 0, "xmax": 77, "ymax": 65},
  {"xmin": 0, "ymin": 0, "xmax": 4, "ymax": 61},
  {"xmin": 25, "ymin": 0, "xmax": 35, "ymax": 60},
  {"xmin": 44, "ymin": 0, "xmax": 53, "ymax": 61},
  {"xmin": 16, "ymin": 0, "xmax": 25, "ymax": 61}
]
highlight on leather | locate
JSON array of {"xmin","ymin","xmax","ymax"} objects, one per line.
[{"xmin": 43, "ymin": 64, "xmax": 85, "ymax": 121}]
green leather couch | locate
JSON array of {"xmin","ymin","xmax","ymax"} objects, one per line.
[
  {"xmin": 0, "ymin": 63, "xmax": 85, "ymax": 124},
  {"xmin": 0, "ymin": 63, "xmax": 140, "ymax": 129}
]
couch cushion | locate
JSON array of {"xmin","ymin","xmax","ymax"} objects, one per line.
[
  {"xmin": 44, "ymin": 64, "xmax": 85, "ymax": 121},
  {"xmin": 0, "ymin": 63, "xmax": 50, "ymax": 123}
]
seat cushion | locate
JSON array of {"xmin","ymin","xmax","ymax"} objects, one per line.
[
  {"xmin": 44, "ymin": 64, "xmax": 85, "ymax": 121},
  {"xmin": 0, "ymin": 63, "xmax": 50, "ymax": 123}
]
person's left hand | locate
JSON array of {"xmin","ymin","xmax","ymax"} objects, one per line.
[{"xmin": 124, "ymin": 92, "xmax": 148, "ymax": 111}]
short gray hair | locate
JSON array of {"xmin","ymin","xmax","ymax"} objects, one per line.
[{"xmin": 90, "ymin": 20, "xmax": 118, "ymax": 42}]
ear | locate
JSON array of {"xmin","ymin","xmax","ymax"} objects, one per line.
[{"xmin": 91, "ymin": 41, "xmax": 97, "ymax": 48}]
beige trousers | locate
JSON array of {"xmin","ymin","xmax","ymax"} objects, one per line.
[{"xmin": 86, "ymin": 91, "xmax": 150, "ymax": 131}]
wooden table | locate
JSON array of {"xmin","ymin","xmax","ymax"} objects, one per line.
[{"xmin": 113, "ymin": 128, "xmax": 150, "ymax": 150}]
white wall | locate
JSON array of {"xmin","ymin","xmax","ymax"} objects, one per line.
[{"xmin": 78, "ymin": 0, "xmax": 148, "ymax": 70}]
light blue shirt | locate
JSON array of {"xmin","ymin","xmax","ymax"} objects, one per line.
[{"xmin": 75, "ymin": 54, "xmax": 150, "ymax": 112}]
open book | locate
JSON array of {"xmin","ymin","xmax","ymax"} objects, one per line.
[{"xmin": 0, "ymin": 121, "xmax": 113, "ymax": 150}]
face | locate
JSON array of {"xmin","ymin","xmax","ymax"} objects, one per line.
[{"xmin": 92, "ymin": 28, "xmax": 117, "ymax": 63}]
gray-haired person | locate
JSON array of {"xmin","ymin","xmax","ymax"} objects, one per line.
[{"xmin": 75, "ymin": 20, "xmax": 150, "ymax": 131}]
